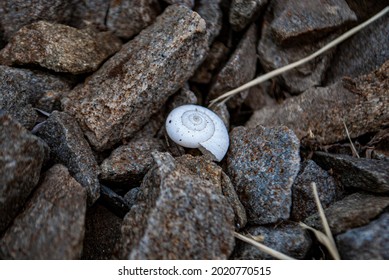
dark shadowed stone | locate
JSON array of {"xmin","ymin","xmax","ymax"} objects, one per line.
[
  {"xmin": 70, "ymin": 0, "xmax": 110, "ymax": 30},
  {"xmin": 247, "ymin": 61, "xmax": 389, "ymax": 146},
  {"xmin": 118, "ymin": 152, "xmax": 235, "ymax": 259},
  {"xmin": 313, "ymin": 152, "xmax": 389, "ymax": 193},
  {"xmin": 212, "ymin": 103, "xmax": 230, "ymax": 129},
  {"xmin": 336, "ymin": 212, "xmax": 389, "ymax": 260},
  {"xmin": 0, "ymin": 0, "xmax": 76, "ymax": 40},
  {"xmin": 229, "ymin": 0, "xmax": 268, "ymax": 31},
  {"xmin": 227, "ymin": 126, "xmax": 300, "ymax": 225},
  {"xmin": 291, "ymin": 160, "xmax": 338, "ymax": 221},
  {"xmin": 305, "ymin": 192, "xmax": 389, "ymax": 235},
  {"xmin": 325, "ymin": 15, "xmax": 389, "ymax": 85},
  {"xmin": 106, "ymin": 0, "xmax": 161, "ymax": 39},
  {"xmin": 124, "ymin": 187, "xmax": 141, "ymax": 209},
  {"xmin": 345, "ymin": 0, "xmax": 388, "ymax": 20},
  {"xmin": 209, "ymin": 24, "xmax": 257, "ymax": 108},
  {"xmin": 0, "ymin": 113, "xmax": 46, "ymax": 233},
  {"xmin": 62, "ymin": 5, "xmax": 208, "ymax": 151},
  {"xmin": 100, "ymin": 185, "xmax": 131, "ymax": 218},
  {"xmin": 366, "ymin": 129, "xmax": 389, "ymax": 161},
  {"xmin": 0, "ymin": 66, "xmax": 72, "ymax": 129},
  {"xmin": 0, "ymin": 21, "xmax": 122, "ymax": 74},
  {"xmin": 0, "ymin": 164, "xmax": 87, "ymax": 259},
  {"xmin": 82, "ymin": 203, "xmax": 122, "ymax": 260},
  {"xmin": 100, "ymin": 138, "xmax": 165, "ymax": 186},
  {"xmin": 35, "ymin": 111, "xmax": 100, "ymax": 205},
  {"xmin": 232, "ymin": 222, "xmax": 312, "ymax": 259},
  {"xmin": 162, "ymin": 0, "xmax": 194, "ymax": 8},
  {"xmin": 196, "ymin": 0, "xmax": 223, "ymax": 45}
]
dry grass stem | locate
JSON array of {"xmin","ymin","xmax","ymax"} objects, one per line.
[
  {"xmin": 343, "ymin": 120, "xmax": 360, "ymax": 158},
  {"xmin": 209, "ymin": 6, "xmax": 389, "ymax": 107},
  {"xmin": 233, "ymin": 231, "xmax": 296, "ymax": 260}
]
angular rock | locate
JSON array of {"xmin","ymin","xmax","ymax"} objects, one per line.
[
  {"xmin": 247, "ymin": 61, "xmax": 389, "ymax": 146},
  {"xmin": 0, "ymin": 164, "xmax": 87, "ymax": 259},
  {"xmin": 209, "ymin": 24, "xmax": 257, "ymax": 108},
  {"xmin": 305, "ymin": 192, "xmax": 389, "ymax": 235},
  {"xmin": 0, "ymin": 0, "xmax": 75, "ymax": 40},
  {"xmin": 82, "ymin": 204, "xmax": 122, "ymax": 260},
  {"xmin": 106, "ymin": 0, "xmax": 161, "ymax": 39},
  {"xmin": 71, "ymin": 0, "xmax": 110, "ymax": 30},
  {"xmin": 233, "ymin": 222, "xmax": 312, "ymax": 259},
  {"xmin": 162, "ymin": 0, "xmax": 194, "ymax": 8},
  {"xmin": 336, "ymin": 212, "xmax": 389, "ymax": 260},
  {"xmin": 366, "ymin": 129, "xmax": 389, "ymax": 161},
  {"xmin": 0, "ymin": 113, "xmax": 46, "ymax": 233},
  {"xmin": 325, "ymin": 15, "xmax": 389, "ymax": 84},
  {"xmin": 313, "ymin": 152, "xmax": 389, "ymax": 193},
  {"xmin": 345, "ymin": 0, "xmax": 388, "ymax": 20},
  {"xmin": 196, "ymin": 0, "xmax": 223, "ymax": 45},
  {"xmin": 118, "ymin": 152, "xmax": 235, "ymax": 259},
  {"xmin": 100, "ymin": 138, "xmax": 165, "ymax": 186},
  {"xmin": 291, "ymin": 160, "xmax": 338, "ymax": 221},
  {"xmin": 62, "ymin": 5, "xmax": 208, "ymax": 151},
  {"xmin": 227, "ymin": 126, "xmax": 300, "ymax": 224},
  {"xmin": 100, "ymin": 185, "xmax": 131, "ymax": 218},
  {"xmin": 258, "ymin": 0, "xmax": 356, "ymax": 93},
  {"xmin": 124, "ymin": 187, "xmax": 141, "ymax": 209},
  {"xmin": 35, "ymin": 111, "xmax": 100, "ymax": 205},
  {"xmin": 0, "ymin": 21, "xmax": 122, "ymax": 74},
  {"xmin": 0, "ymin": 66, "xmax": 72, "ymax": 129},
  {"xmin": 229, "ymin": 0, "xmax": 268, "ymax": 31}
]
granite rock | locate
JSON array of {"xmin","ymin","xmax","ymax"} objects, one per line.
[
  {"xmin": 196, "ymin": 0, "xmax": 223, "ymax": 45},
  {"xmin": 162, "ymin": 0, "xmax": 194, "ymax": 8},
  {"xmin": 0, "ymin": 164, "xmax": 87, "ymax": 259},
  {"xmin": 62, "ymin": 5, "xmax": 209, "ymax": 151},
  {"xmin": 305, "ymin": 192, "xmax": 389, "ymax": 235},
  {"xmin": 291, "ymin": 160, "xmax": 338, "ymax": 221},
  {"xmin": 366, "ymin": 129, "xmax": 389, "ymax": 161},
  {"xmin": 0, "ymin": 21, "xmax": 122, "ymax": 74},
  {"xmin": 118, "ymin": 152, "xmax": 235, "ymax": 259},
  {"xmin": 227, "ymin": 126, "xmax": 300, "ymax": 224},
  {"xmin": 70, "ymin": 0, "xmax": 110, "ymax": 30},
  {"xmin": 229, "ymin": 0, "xmax": 268, "ymax": 31},
  {"xmin": 0, "ymin": 113, "xmax": 46, "ymax": 233},
  {"xmin": 233, "ymin": 222, "xmax": 312, "ymax": 259},
  {"xmin": 336, "ymin": 212, "xmax": 389, "ymax": 260},
  {"xmin": 35, "ymin": 111, "xmax": 100, "ymax": 205},
  {"xmin": 100, "ymin": 185, "xmax": 131, "ymax": 218}
]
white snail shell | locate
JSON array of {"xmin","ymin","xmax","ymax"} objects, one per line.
[{"xmin": 165, "ymin": 104, "xmax": 229, "ymax": 162}]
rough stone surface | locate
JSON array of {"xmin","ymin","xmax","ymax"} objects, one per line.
[
  {"xmin": 233, "ymin": 222, "xmax": 312, "ymax": 259},
  {"xmin": 336, "ymin": 212, "xmax": 389, "ymax": 260},
  {"xmin": 305, "ymin": 192, "xmax": 389, "ymax": 235},
  {"xmin": 100, "ymin": 185, "xmax": 131, "ymax": 218},
  {"xmin": 229, "ymin": 0, "xmax": 268, "ymax": 31},
  {"xmin": 106, "ymin": 0, "xmax": 161, "ymax": 39},
  {"xmin": 162, "ymin": 0, "xmax": 194, "ymax": 8},
  {"xmin": 209, "ymin": 24, "xmax": 257, "ymax": 108},
  {"xmin": 257, "ymin": 0, "xmax": 356, "ymax": 93},
  {"xmin": 124, "ymin": 187, "xmax": 141, "ymax": 209},
  {"xmin": 118, "ymin": 152, "xmax": 235, "ymax": 259},
  {"xmin": 196, "ymin": 0, "xmax": 223, "ymax": 45},
  {"xmin": 0, "ymin": 113, "xmax": 46, "ymax": 233},
  {"xmin": 366, "ymin": 129, "xmax": 389, "ymax": 161},
  {"xmin": 0, "ymin": 164, "xmax": 87, "ymax": 259},
  {"xmin": 0, "ymin": 66, "xmax": 72, "ymax": 129},
  {"xmin": 227, "ymin": 126, "xmax": 300, "ymax": 224},
  {"xmin": 70, "ymin": 0, "xmax": 110, "ymax": 30},
  {"xmin": 291, "ymin": 160, "xmax": 338, "ymax": 221},
  {"xmin": 344, "ymin": 0, "xmax": 388, "ymax": 20},
  {"xmin": 62, "ymin": 5, "xmax": 209, "ymax": 151},
  {"xmin": 313, "ymin": 152, "xmax": 389, "ymax": 193},
  {"xmin": 35, "ymin": 111, "xmax": 100, "ymax": 205},
  {"xmin": 82, "ymin": 204, "xmax": 122, "ymax": 260},
  {"xmin": 100, "ymin": 138, "xmax": 165, "ymax": 186},
  {"xmin": 0, "ymin": 0, "xmax": 75, "ymax": 40},
  {"xmin": 325, "ymin": 16, "xmax": 389, "ymax": 85},
  {"xmin": 247, "ymin": 61, "xmax": 389, "ymax": 146},
  {"xmin": 0, "ymin": 21, "xmax": 122, "ymax": 74}
]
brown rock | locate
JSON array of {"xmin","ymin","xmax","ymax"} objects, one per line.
[
  {"xmin": 162, "ymin": 0, "xmax": 194, "ymax": 8},
  {"xmin": 196, "ymin": 0, "xmax": 223, "ymax": 45},
  {"xmin": 229, "ymin": 0, "xmax": 268, "ymax": 31},
  {"xmin": 0, "ymin": 164, "xmax": 87, "ymax": 259}
]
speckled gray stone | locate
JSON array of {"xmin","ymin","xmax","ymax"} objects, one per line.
[
  {"xmin": 247, "ymin": 61, "xmax": 389, "ymax": 146},
  {"xmin": 227, "ymin": 126, "xmax": 300, "ymax": 225},
  {"xmin": 0, "ymin": 164, "xmax": 87, "ymax": 259},
  {"xmin": 0, "ymin": 113, "xmax": 46, "ymax": 233},
  {"xmin": 106, "ymin": 0, "xmax": 161, "ymax": 39},
  {"xmin": 35, "ymin": 111, "xmax": 100, "ymax": 205},
  {"xmin": 162, "ymin": 0, "xmax": 194, "ymax": 8},
  {"xmin": 336, "ymin": 212, "xmax": 389, "ymax": 260},
  {"xmin": 196, "ymin": 0, "xmax": 223, "ymax": 45},
  {"xmin": 305, "ymin": 192, "xmax": 389, "ymax": 235},
  {"xmin": 0, "ymin": 21, "xmax": 122, "ymax": 74},
  {"xmin": 209, "ymin": 24, "xmax": 257, "ymax": 108},
  {"xmin": 291, "ymin": 160, "xmax": 338, "ymax": 221},
  {"xmin": 313, "ymin": 152, "xmax": 389, "ymax": 193},
  {"xmin": 62, "ymin": 5, "xmax": 208, "ymax": 151},
  {"xmin": 0, "ymin": 66, "xmax": 71, "ymax": 129},
  {"xmin": 118, "ymin": 152, "xmax": 235, "ymax": 259},
  {"xmin": 233, "ymin": 222, "xmax": 312, "ymax": 259},
  {"xmin": 100, "ymin": 138, "xmax": 165, "ymax": 186},
  {"xmin": 0, "ymin": 0, "xmax": 75, "ymax": 40},
  {"xmin": 71, "ymin": 0, "xmax": 110, "ymax": 30},
  {"xmin": 229, "ymin": 0, "xmax": 268, "ymax": 31}
]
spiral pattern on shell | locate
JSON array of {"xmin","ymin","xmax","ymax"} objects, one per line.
[{"xmin": 165, "ymin": 104, "xmax": 229, "ymax": 162}]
